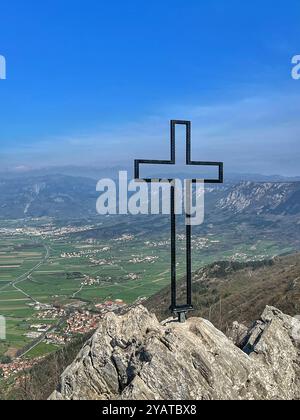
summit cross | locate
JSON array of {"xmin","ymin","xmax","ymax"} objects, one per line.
[{"xmin": 134, "ymin": 120, "xmax": 224, "ymax": 322}]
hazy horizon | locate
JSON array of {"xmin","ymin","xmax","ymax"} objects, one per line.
[{"xmin": 0, "ymin": 163, "xmax": 299, "ymax": 180}]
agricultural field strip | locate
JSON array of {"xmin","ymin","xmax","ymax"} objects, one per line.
[{"xmin": 0, "ymin": 243, "xmax": 50, "ymax": 294}]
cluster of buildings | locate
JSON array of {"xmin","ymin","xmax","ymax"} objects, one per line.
[
  {"xmin": 44, "ymin": 332, "xmax": 69, "ymax": 346},
  {"xmin": 144, "ymin": 236, "xmax": 221, "ymax": 252},
  {"xmin": 61, "ymin": 251, "xmax": 85, "ymax": 259},
  {"xmin": 89, "ymin": 257, "xmax": 114, "ymax": 266},
  {"xmin": 80, "ymin": 274, "xmax": 101, "ymax": 286},
  {"xmin": 0, "ymin": 298, "xmax": 137, "ymax": 379},
  {"xmin": 0, "ymin": 227, "xmax": 25, "ymax": 237},
  {"xmin": 65, "ymin": 311, "xmax": 103, "ymax": 335},
  {"xmin": 0, "ymin": 359, "xmax": 38, "ymax": 380},
  {"xmin": 144, "ymin": 240, "xmax": 170, "ymax": 248},
  {"xmin": 192, "ymin": 237, "xmax": 220, "ymax": 250},
  {"xmin": 230, "ymin": 252, "xmax": 266, "ymax": 262},
  {"xmin": 113, "ymin": 234, "xmax": 135, "ymax": 242},
  {"xmin": 61, "ymin": 247, "xmax": 110, "ymax": 259},
  {"xmin": 36, "ymin": 307, "xmax": 66, "ymax": 319},
  {"xmin": 125, "ymin": 273, "xmax": 140, "ymax": 280},
  {"xmin": 95, "ymin": 299, "xmax": 125, "ymax": 313},
  {"xmin": 129, "ymin": 255, "xmax": 158, "ymax": 264},
  {"xmin": 28, "ymin": 302, "xmax": 53, "ymax": 312},
  {"xmin": 34, "ymin": 299, "xmax": 126, "ymax": 339},
  {"xmin": 25, "ymin": 324, "xmax": 49, "ymax": 339},
  {"xmin": 7, "ymin": 224, "xmax": 96, "ymax": 238},
  {"xmin": 41, "ymin": 225, "xmax": 96, "ymax": 237},
  {"xmin": 40, "ymin": 300, "xmax": 126, "ymax": 341}
]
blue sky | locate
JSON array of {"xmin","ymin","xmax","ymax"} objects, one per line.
[{"xmin": 0, "ymin": 0, "xmax": 300, "ymax": 175}]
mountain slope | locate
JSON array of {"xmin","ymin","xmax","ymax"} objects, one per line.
[
  {"xmin": 49, "ymin": 305, "xmax": 300, "ymax": 401},
  {"xmin": 0, "ymin": 175, "xmax": 98, "ymax": 219},
  {"xmin": 145, "ymin": 254, "xmax": 300, "ymax": 331},
  {"xmin": 215, "ymin": 181, "xmax": 300, "ymax": 216}
]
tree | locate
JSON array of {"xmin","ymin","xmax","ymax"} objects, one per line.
[{"xmin": 0, "ymin": 355, "xmax": 12, "ymax": 364}]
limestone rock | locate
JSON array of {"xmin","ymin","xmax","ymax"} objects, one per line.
[
  {"xmin": 227, "ymin": 321, "xmax": 248, "ymax": 346},
  {"xmin": 49, "ymin": 305, "xmax": 300, "ymax": 401}
]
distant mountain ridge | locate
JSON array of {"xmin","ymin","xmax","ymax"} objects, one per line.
[
  {"xmin": 0, "ymin": 174, "xmax": 98, "ymax": 219},
  {"xmin": 216, "ymin": 181, "xmax": 300, "ymax": 215},
  {"xmin": 0, "ymin": 174, "xmax": 300, "ymax": 220},
  {"xmin": 1, "ymin": 166, "xmax": 300, "ymax": 182}
]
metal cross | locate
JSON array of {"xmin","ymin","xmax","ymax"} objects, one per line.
[{"xmin": 135, "ymin": 120, "xmax": 223, "ymax": 322}]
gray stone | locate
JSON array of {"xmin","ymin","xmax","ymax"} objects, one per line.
[{"xmin": 49, "ymin": 305, "xmax": 300, "ymax": 401}]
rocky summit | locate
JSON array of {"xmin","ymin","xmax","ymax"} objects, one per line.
[{"xmin": 49, "ymin": 306, "xmax": 300, "ymax": 401}]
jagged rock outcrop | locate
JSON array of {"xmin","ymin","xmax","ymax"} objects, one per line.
[{"xmin": 49, "ymin": 306, "xmax": 300, "ymax": 401}]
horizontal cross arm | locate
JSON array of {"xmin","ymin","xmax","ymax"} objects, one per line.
[
  {"xmin": 187, "ymin": 161, "xmax": 224, "ymax": 184},
  {"xmin": 135, "ymin": 159, "xmax": 223, "ymax": 184}
]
